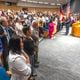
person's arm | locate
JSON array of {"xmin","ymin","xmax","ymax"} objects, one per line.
[
  {"xmin": 13, "ymin": 57, "xmax": 31, "ymax": 76},
  {"xmin": 21, "ymin": 50, "xmax": 30, "ymax": 63}
]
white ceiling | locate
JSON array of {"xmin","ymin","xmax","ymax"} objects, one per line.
[
  {"xmin": 0, "ymin": 0, "xmax": 70, "ymax": 4},
  {"xmin": 18, "ymin": 0, "xmax": 70, "ymax": 8},
  {"xmin": 20, "ymin": 0, "xmax": 70, "ymax": 5}
]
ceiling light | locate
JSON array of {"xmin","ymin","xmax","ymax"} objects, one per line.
[
  {"xmin": 50, "ymin": 3, "xmax": 55, "ymax": 5},
  {"xmin": 38, "ymin": 2, "xmax": 43, "ymax": 4},
  {"xmin": 44, "ymin": 2, "xmax": 48, "ymax": 4},
  {"xmin": 57, "ymin": 3, "xmax": 61, "ymax": 6},
  {"xmin": 32, "ymin": 1, "xmax": 38, "ymax": 3},
  {"xmin": 27, "ymin": 0, "xmax": 33, "ymax": 3},
  {"xmin": 21, "ymin": 0, "xmax": 26, "ymax": 1}
]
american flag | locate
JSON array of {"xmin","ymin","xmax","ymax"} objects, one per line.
[
  {"xmin": 59, "ymin": 4, "xmax": 66, "ymax": 22},
  {"xmin": 60, "ymin": 5, "xmax": 64, "ymax": 15},
  {"xmin": 66, "ymin": 2, "xmax": 70, "ymax": 17}
]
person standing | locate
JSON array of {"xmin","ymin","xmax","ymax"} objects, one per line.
[
  {"xmin": 48, "ymin": 20, "xmax": 55, "ymax": 39},
  {"xmin": 0, "ymin": 16, "xmax": 10, "ymax": 70},
  {"xmin": 32, "ymin": 21, "xmax": 39, "ymax": 67},
  {"xmin": 65, "ymin": 16, "xmax": 71, "ymax": 35},
  {"xmin": 22, "ymin": 25, "xmax": 37, "ymax": 80},
  {"xmin": 8, "ymin": 36, "xmax": 31, "ymax": 80}
]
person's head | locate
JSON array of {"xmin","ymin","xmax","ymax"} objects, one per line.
[
  {"xmin": 49, "ymin": 19, "xmax": 53, "ymax": 23},
  {"xmin": 9, "ymin": 35, "xmax": 23, "ymax": 54},
  {"xmin": 0, "ymin": 16, "xmax": 9, "ymax": 27},
  {"xmin": 22, "ymin": 25, "xmax": 31, "ymax": 37},
  {"xmin": 32, "ymin": 21, "xmax": 38, "ymax": 28}
]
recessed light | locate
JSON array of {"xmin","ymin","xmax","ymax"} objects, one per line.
[
  {"xmin": 44, "ymin": 2, "xmax": 48, "ymax": 4},
  {"xmin": 21, "ymin": 0, "xmax": 26, "ymax": 1},
  {"xmin": 50, "ymin": 3, "xmax": 55, "ymax": 5},
  {"xmin": 38, "ymin": 2, "xmax": 43, "ymax": 4},
  {"xmin": 57, "ymin": 3, "xmax": 61, "ymax": 5}
]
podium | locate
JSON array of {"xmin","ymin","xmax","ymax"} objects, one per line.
[{"xmin": 72, "ymin": 21, "xmax": 80, "ymax": 37}]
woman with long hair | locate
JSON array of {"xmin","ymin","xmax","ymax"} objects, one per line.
[{"xmin": 8, "ymin": 35, "xmax": 31, "ymax": 80}]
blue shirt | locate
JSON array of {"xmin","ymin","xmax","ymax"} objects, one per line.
[{"xmin": 0, "ymin": 66, "xmax": 10, "ymax": 80}]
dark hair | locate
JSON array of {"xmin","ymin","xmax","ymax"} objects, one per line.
[
  {"xmin": 9, "ymin": 35, "xmax": 21, "ymax": 54},
  {"xmin": 49, "ymin": 20, "xmax": 52, "ymax": 23},
  {"xmin": 22, "ymin": 25, "xmax": 30, "ymax": 35}
]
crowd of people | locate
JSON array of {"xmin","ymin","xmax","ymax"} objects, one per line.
[{"xmin": 0, "ymin": 8, "xmax": 77, "ymax": 80}]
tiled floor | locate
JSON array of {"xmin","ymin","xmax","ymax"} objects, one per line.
[{"xmin": 36, "ymin": 28, "xmax": 80, "ymax": 80}]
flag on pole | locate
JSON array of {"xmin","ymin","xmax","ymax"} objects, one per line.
[
  {"xmin": 59, "ymin": 5, "xmax": 65, "ymax": 22},
  {"xmin": 60, "ymin": 5, "xmax": 64, "ymax": 15},
  {"xmin": 66, "ymin": 2, "xmax": 70, "ymax": 17}
]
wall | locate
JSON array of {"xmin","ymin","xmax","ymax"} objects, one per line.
[
  {"xmin": 71, "ymin": 0, "xmax": 80, "ymax": 13},
  {"xmin": 17, "ymin": 1, "xmax": 56, "ymax": 8},
  {"xmin": 0, "ymin": 2, "xmax": 59, "ymax": 13},
  {"xmin": 25, "ymin": 7, "xmax": 59, "ymax": 13},
  {"xmin": 0, "ymin": 5, "xmax": 22, "ymax": 11}
]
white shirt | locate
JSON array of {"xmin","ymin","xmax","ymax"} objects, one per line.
[{"xmin": 8, "ymin": 51, "xmax": 31, "ymax": 80}]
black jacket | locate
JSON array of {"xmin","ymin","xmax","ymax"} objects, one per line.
[
  {"xmin": 23, "ymin": 37, "xmax": 35, "ymax": 56},
  {"xmin": 0, "ymin": 25, "xmax": 8, "ymax": 49}
]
